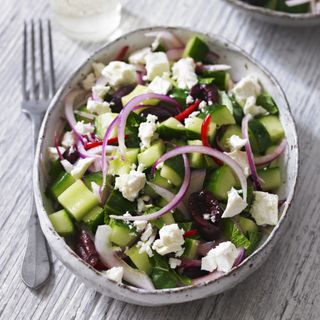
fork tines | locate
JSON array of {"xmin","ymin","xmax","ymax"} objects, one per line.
[{"xmin": 22, "ymin": 20, "xmax": 56, "ymax": 102}]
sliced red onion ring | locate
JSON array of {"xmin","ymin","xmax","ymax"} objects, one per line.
[
  {"xmin": 242, "ymin": 115, "xmax": 262, "ymax": 190},
  {"xmin": 147, "ymin": 182, "xmax": 189, "ymax": 219},
  {"xmin": 64, "ymin": 90, "xmax": 86, "ymax": 144},
  {"xmin": 166, "ymin": 48, "xmax": 184, "ymax": 61},
  {"xmin": 233, "ymin": 247, "xmax": 246, "ymax": 267},
  {"xmin": 196, "ymin": 64, "xmax": 231, "ymax": 73},
  {"xmin": 95, "ymin": 225, "xmax": 155, "ymax": 290},
  {"xmin": 145, "ymin": 31, "xmax": 184, "ymax": 49},
  {"xmin": 110, "ymin": 154, "xmax": 190, "ymax": 222},
  {"xmin": 192, "ymin": 271, "xmax": 224, "ymax": 285},
  {"xmin": 182, "ymin": 169, "xmax": 206, "ymax": 207},
  {"xmin": 254, "ymin": 139, "xmax": 287, "ymax": 166},
  {"xmin": 118, "ymin": 93, "xmax": 181, "ymax": 157}
]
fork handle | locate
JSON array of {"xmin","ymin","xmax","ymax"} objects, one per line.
[{"xmin": 21, "ymin": 113, "xmax": 51, "ymax": 289}]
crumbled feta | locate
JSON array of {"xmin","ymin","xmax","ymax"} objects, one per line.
[
  {"xmin": 243, "ymin": 96, "xmax": 268, "ymax": 117},
  {"xmin": 81, "ymin": 72, "xmax": 95, "ymax": 90},
  {"xmin": 114, "ymin": 168, "xmax": 146, "ymax": 201},
  {"xmin": 184, "ymin": 111, "xmax": 200, "ymax": 127},
  {"xmin": 133, "ymin": 220, "xmax": 148, "ymax": 232},
  {"xmin": 172, "ymin": 57, "xmax": 198, "ymax": 90},
  {"xmin": 101, "ymin": 61, "xmax": 136, "ymax": 88},
  {"xmin": 186, "ymin": 95, "xmax": 194, "ymax": 104},
  {"xmin": 250, "ymin": 191, "xmax": 279, "ymax": 226},
  {"xmin": 169, "ymin": 258, "xmax": 181, "ymax": 269},
  {"xmin": 201, "ymin": 241, "xmax": 239, "ymax": 273},
  {"xmin": 222, "ymin": 188, "xmax": 247, "ymax": 218},
  {"xmin": 92, "ymin": 62, "xmax": 105, "ymax": 77},
  {"xmin": 138, "ymin": 114, "xmax": 159, "ymax": 150},
  {"xmin": 137, "ymin": 239, "xmax": 154, "ymax": 257},
  {"xmin": 228, "ymin": 135, "xmax": 247, "ymax": 151},
  {"xmin": 47, "ymin": 146, "xmax": 66, "ymax": 161},
  {"xmin": 71, "ymin": 158, "xmax": 95, "ymax": 179},
  {"xmin": 203, "ymin": 213, "xmax": 210, "ymax": 220},
  {"xmin": 141, "ymin": 223, "xmax": 153, "ymax": 242},
  {"xmin": 61, "ymin": 131, "xmax": 76, "ymax": 148},
  {"xmin": 87, "ymin": 97, "xmax": 111, "ymax": 115},
  {"xmin": 128, "ymin": 47, "xmax": 152, "ymax": 65},
  {"xmin": 199, "ymin": 100, "xmax": 207, "ymax": 111},
  {"xmin": 75, "ymin": 121, "xmax": 95, "ymax": 136},
  {"xmin": 145, "ymin": 52, "xmax": 170, "ymax": 81},
  {"xmin": 225, "ymin": 150, "xmax": 250, "ymax": 177},
  {"xmin": 137, "ymin": 197, "xmax": 146, "ymax": 212},
  {"xmin": 106, "ymin": 266, "xmax": 124, "ymax": 283},
  {"xmin": 148, "ymin": 76, "xmax": 172, "ymax": 95},
  {"xmin": 152, "ymin": 224, "xmax": 185, "ymax": 256},
  {"xmin": 92, "ymin": 85, "xmax": 110, "ymax": 101},
  {"xmin": 231, "ymin": 75, "xmax": 261, "ymax": 106}
]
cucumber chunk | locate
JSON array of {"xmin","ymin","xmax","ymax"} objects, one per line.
[
  {"xmin": 235, "ymin": 216, "xmax": 258, "ymax": 233},
  {"xmin": 201, "ymin": 71, "xmax": 230, "ymax": 91},
  {"xmin": 204, "ymin": 165, "xmax": 237, "ymax": 201},
  {"xmin": 58, "ymin": 180, "xmax": 99, "ymax": 222},
  {"xmin": 49, "ymin": 209, "xmax": 74, "ymax": 237},
  {"xmin": 121, "ymin": 85, "xmax": 158, "ymax": 107},
  {"xmin": 109, "ymin": 219, "xmax": 137, "ymax": 247},
  {"xmin": 256, "ymin": 93, "xmax": 278, "ymax": 114},
  {"xmin": 169, "ymin": 87, "xmax": 188, "ymax": 108},
  {"xmin": 83, "ymin": 172, "xmax": 103, "ymax": 189},
  {"xmin": 49, "ymin": 172, "xmax": 75, "ymax": 199},
  {"xmin": 95, "ymin": 112, "xmax": 118, "ymax": 140},
  {"xmin": 108, "ymin": 148, "xmax": 139, "ymax": 175},
  {"xmin": 160, "ymin": 156, "xmax": 184, "ymax": 187},
  {"xmin": 182, "ymin": 238, "xmax": 199, "ymax": 259},
  {"xmin": 185, "ymin": 117, "xmax": 203, "ymax": 140},
  {"xmin": 138, "ymin": 141, "xmax": 165, "ymax": 168},
  {"xmin": 258, "ymin": 115, "xmax": 285, "ymax": 143},
  {"xmin": 258, "ymin": 167, "xmax": 282, "ymax": 191},
  {"xmin": 158, "ymin": 117, "xmax": 185, "ymax": 140},
  {"xmin": 183, "ymin": 36, "xmax": 209, "ymax": 62},
  {"xmin": 152, "ymin": 170, "xmax": 172, "ymax": 189},
  {"xmin": 125, "ymin": 245, "xmax": 152, "ymax": 275},
  {"xmin": 206, "ymin": 105, "xmax": 236, "ymax": 126},
  {"xmin": 83, "ymin": 206, "xmax": 104, "ymax": 233},
  {"xmin": 187, "ymin": 140, "xmax": 205, "ymax": 168},
  {"xmin": 146, "ymin": 206, "xmax": 176, "ymax": 229},
  {"xmin": 248, "ymin": 119, "xmax": 272, "ymax": 154},
  {"xmin": 218, "ymin": 125, "xmax": 242, "ymax": 152},
  {"xmin": 104, "ymin": 189, "xmax": 136, "ymax": 215}
]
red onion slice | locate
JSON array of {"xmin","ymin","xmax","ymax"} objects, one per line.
[
  {"xmin": 64, "ymin": 90, "xmax": 86, "ymax": 144},
  {"xmin": 233, "ymin": 247, "xmax": 246, "ymax": 267},
  {"xmin": 147, "ymin": 182, "xmax": 189, "ymax": 219},
  {"xmin": 166, "ymin": 48, "xmax": 184, "ymax": 61},
  {"xmin": 118, "ymin": 93, "xmax": 181, "ymax": 157},
  {"xmin": 242, "ymin": 115, "xmax": 262, "ymax": 190},
  {"xmin": 254, "ymin": 139, "xmax": 287, "ymax": 166},
  {"xmin": 192, "ymin": 271, "xmax": 224, "ymax": 285},
  {"xmin": 95, "ymin": 225, "xmax": 155, "ymax": 290},
  {"xmin": 110, "ymin": 154, "xmax": 191, "ymax": 221},
  {"xmin": 145, "ymin": 31, "xmax": 184, "ymax": 49}
]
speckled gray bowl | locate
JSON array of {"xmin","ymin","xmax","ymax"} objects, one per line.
[
  {"xmin": 225, "ymin": 0, "xmax": 320, "ymax": 26},
  {"xmin": 33, "ymin": 26, "xmax": 299, "ymax": 306}
]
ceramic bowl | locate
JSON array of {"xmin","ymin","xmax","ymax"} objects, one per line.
[
  {"xmin": 225, "ymin": 0, "xmax": 320, "ymax": 26},
  {"xmin": 33, "ymin": 26, "xmax": 299, "ymax": 306}
]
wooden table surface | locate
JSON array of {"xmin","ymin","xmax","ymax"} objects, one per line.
[{"xmin": 1, "ymin": 0, "xmax": 320, "ymax": 319}]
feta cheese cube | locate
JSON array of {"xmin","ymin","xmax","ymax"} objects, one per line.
[
  {"xmin": 92, "ymin": 85, "xmax": 110, "ymax": 101},
  {"xmin": 250, "ymin": 191, "xmax": 279, "ymax": 226},
  {"xmin": 148, "ymin": 76, "xmax": 172, "ymax": 95},
  {"xmin": 138, "ymin": 114, "xmax": 159, "ymax": 150},
  {"xmin": 101, "ymin": 61, "xmax": 136, "ymax": 88},
  {"xmin": 145, "ymin": 52, "xmax": 170, "ymax": 81},
  {"xmin": 186, "ymin": 95, "xmax": 194, "ymax": 104},
  {"xmin": 140, "ymin": 223, "xmax": 153, "ymax": 242},
  {"xmin": 169, "ymin": 258, "xmax": 181, "ymax": 269},
  {"xmin": 92, "ymin": 62, "xmax": 105, "ymax": 77},
  {"xmin": 106, "ymin": 266, "xmax": 124, "ymax": 283},
  {"xmin": 81, "ymin": 72, "xmax": 95, "ymax": 90},
  {"xmin": 47, "ymin": 146, "xmax": 65, "ymax": 161},
  {"xmin": 61, "ymin": 131, "xmax": 76, "ymax": 148},
  {"xmin": 231, "ymin": 75, "xmax": 261, "ymax": 106},
  {"xmin": 74, "ymin": 121, "xmax": 95, "ymax": 136},
  {"xmin": 172, "ymin": 57, "xmax": 198, "ymax": 90},
  {"xmin": 128, "ymin": 47, "xmax": 152, "ymax": 65},
  {"xmin": 228, "ymin": 135, "xmax": 247, "ymax": 151},
  {"xmin": 71, "ymin": 157, "xmax": 95, "ymax": 180},
  {"xmin": 222, "ymin": 187, "xmax": 247, "ymax": 218},
  {"xmin": 87, "ymin": 97, "xmax": 111, "ymax": 115},
  {"xmin": 114, "ymin": 168, "xmax": 146, "ymax": 201},
  {"xmin": 243, "ymin": 96, "xmax": 268, "ymax": 117},
  {"xmin": 225, "ymin": 150, "xmax": 250, "ymax": 177},
  {"xmin": 152, "ymin": 224, "xmax": 185, "ymax": 256},
  {"xmin": 201, "ymin": 241, "xmax": 239, "ymax": 273}
]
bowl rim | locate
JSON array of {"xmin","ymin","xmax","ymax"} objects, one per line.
[
  {"xmin": 33, "ymin": 25, "xmax": 299, "ymax": 298},
  {"xmin": 225, "ymin": 0, "xmax": 320, "ymax": 20}
]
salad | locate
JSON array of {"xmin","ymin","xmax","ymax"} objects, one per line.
[
  {"xmin": 241, "ymin": 0, "xmax": 320, "ymax": 14},
  {"xmin": 46, "ymin": 31, "xmax": 286, "ymax": 290}
]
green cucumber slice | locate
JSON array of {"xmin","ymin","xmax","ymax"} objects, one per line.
[
  {"xmin": 138, "ymin": 141, "xmax": 166, "ymax": 168},
  {"xmin": 49, "ymin": 172, "xmax": 75, "ymax": 199},
  {"xmin": 109, "ymin": 219, "xmax": 137, "ymax": 247},
  {"xmin": 83, "ymin": 206, "xmax": 104, "ymax": 233},
  {"xmin": 160, "ymin": 156, "xmax": 184, "ymax": 187},
  {"xmin": 108, "ymin": 148, "xmax": 139, "ymax": 175},
  {"xmin": 185, "ymin": 117, "xmax": 203, "ymax": 140},
  {"xmin": 125, "ymin": 245, "xmax": 152, "ymax": 275},
  {"xmin": 183, "ymin": 36, "xmax": 209, "ymax": 62},
  {"xmin": 258, "ymin": 115, "xmax": 285, "ymax": 143},
  {"xmin": 258, "ymin": 167, "xmax": 281, "ymax": 191},
  {"xmin": 58, "ymin": 180, "xmax": 99, "ymax": 221},
  {"xmin": 248, "ymin": 119, "xmax": 272, "ymax": 154},
  {"xmin": 49, "ymin": 209, "xmax": 74, "ymax": 237},
  {"xmin": 256, "ymin": 93, "xmax": 278, "ymax": 114},
  {"xmin": 218, "ymin": 125, "xmax": 242, "ymax": 152},
  {"xmin": 95, "ymin": 112, "xmax": 118, "ymax": 140},
  {"xmin": 104, "ymin": 189, "xmax": 136, "ymax": 215},
  {"xmin": 187, "ymin": 140, "xmax": 205, "ymax": 168},
  {"xmin": 207, "ymin": 105, "xmax": 236, "ymax": 126},
  {"xmin": 158, "ymin": 117, "xmax": 185, "ymax": 140},
  {"xmin": 182, "ymin": 238, "xmax": 199, "ymax": 259}
]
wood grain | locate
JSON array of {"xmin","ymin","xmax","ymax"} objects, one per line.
[{"xmin": 1, "ymin": 0, "xmax": 320, "ymax": 319}]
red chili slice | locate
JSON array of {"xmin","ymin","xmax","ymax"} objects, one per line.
[
  {"xmin": 175, "ymin": 99, "xmax": 201, "ymax": 122},
  {"xmin": 115, "ymin": 46, "xmax": 129, "ymax": 61},
  {"xmin": 184, "ymin": 229, "xmax": 198, "ymax": 238},
  {"xmin": 84, "ymin": 135, "xmax": 129, "ymax": 149}
]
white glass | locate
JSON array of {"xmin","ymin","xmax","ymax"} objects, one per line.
[{"xmin": 50, "ymin": 0, "xmax": 121, "ymax": 42}]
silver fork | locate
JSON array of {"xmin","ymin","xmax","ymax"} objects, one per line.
[{"xmin": 21, "ymin": 20, "xmax": 56, "ymax": 289}]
